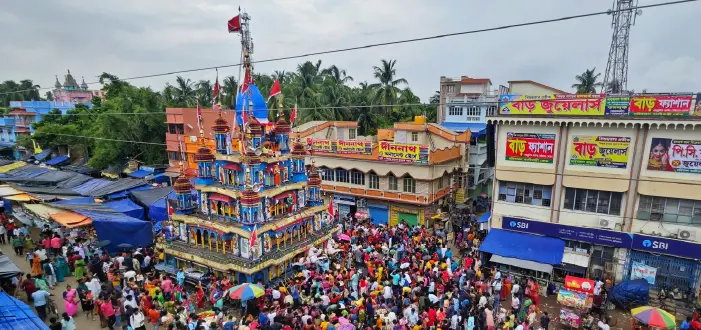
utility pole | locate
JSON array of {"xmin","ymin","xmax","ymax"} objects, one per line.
[{"xmin": 602, "ymin": 0, "xmax": 642, "ymax": 94}]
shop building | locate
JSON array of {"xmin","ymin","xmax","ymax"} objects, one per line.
[
  {"xmin": 291, "ymin": 119, "xmax": 470, "ymax": 226},
  {"xmin": 486, "ymin": 92, "xmax": 701, "ymax": 291}
]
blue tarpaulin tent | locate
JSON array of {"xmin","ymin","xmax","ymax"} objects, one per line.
[
  {"xmin": 34, "ymin": 149, "xmax": 53, "ymax": 161},
  {"xmin": 0, "ymin": 292, "xmax": 50, "ymax": 329},
  {"xmin": 78, "ymin": 211, "xmax": 153, "ymax": 253},
  {"xmin": 72, "ymin": 178, "xmax": 112, "ymax": 195},
  {"xmin": 477, "ymin": 210, "xmax": 491, "ymax": 223},
  {"xmin": 105, "ymin": 198, "xmax": 145, "ymax": 220},
  {"xmin": 107, "ymin": 185, "xmax": 152, "ymax": 199},
  {"xmin": 128, "ymin": 169, "xmax": 151, "ymax": 178},
  {"xmin": 45, "ymin": 155, "xmax": 70, "ymax": 166},
  {"xmin": 479, "ymin": 229, "xmax": 564, "ymax": 265},
  {"xmin": 53, "ymin": 196, "xmax": 96, "ymax": 205},
  {"xmin": 130, "ymin": 187, "xmax": 176, "ymax": 230}
]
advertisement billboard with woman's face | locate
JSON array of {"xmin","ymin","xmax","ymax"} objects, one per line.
[{"xmin": 647, "ymin": 137, "xmax": 701, "ymax": 174}]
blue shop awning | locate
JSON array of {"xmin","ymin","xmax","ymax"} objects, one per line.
[
  {"xmin": 46, "ymin": 155, "xmax": 70, "ymax": 166},
  {"xmin": 440, "ymin": 122, "xmax": 487, "ymax": 136},
  {"xmin": 477, "ymin": 210, "xmax": 491, "ymax": 223},
  {"xmin": 128, "ymin": 169, "xmax": 151, "ymax": 178},
  {"xmin": 479, "ymin": 229, "xmax": 564, "ymax": 265}
]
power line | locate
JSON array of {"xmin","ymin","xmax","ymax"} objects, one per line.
[{"xmin": 0, "ymin": 0, "xmax": 696, "ymax": 97}]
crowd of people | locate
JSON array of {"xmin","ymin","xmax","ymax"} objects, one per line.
[{"xmin": 0, "ymin": 207, "xmax": 623, "ymax": 330}]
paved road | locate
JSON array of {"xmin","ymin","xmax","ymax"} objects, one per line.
[{"xmin": 2, "ymin": 241, "xmax": 103, "ymax": 329}]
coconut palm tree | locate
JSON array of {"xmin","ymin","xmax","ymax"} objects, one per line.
[
  {"xmin": 173, "ymin": 76, "xmax": 195, "ymax": 107},
  {"xmin": 322, "ymin": 65, "xmax": 354, "ymax": 84},
  {"xmin": 572, "ymin": 68, "xmax": 603, "ymax": 94},
  {"xmin": 369, "ymin": 59, "xmax": 408, "ymax": 114},
  {"xmin": 222, "ymin": 76, "xmax": 238, "ymax": 108},
  {"xmin": 196, "ymin": 79, "xmax": 213, "ymax": 107}
]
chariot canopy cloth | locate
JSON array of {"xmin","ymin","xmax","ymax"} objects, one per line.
[{"xmin": 479, "ymin": 229, "xmax": 565, "ymax": 265}]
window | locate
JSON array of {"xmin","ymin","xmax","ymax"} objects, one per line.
[
  {"xmin": 438, "ymin": 177, "xmax": 444, "ymax": 189},
  {"xmin": 637, "ymin": 195, "xmax": 701, "ymax": 226},
  {"xmin": 350, "ymin": 170, "xmax": 365, "ymax": 185},
  {"xmin": 497, "ymin": 181, "xmax": 552, "ymax": 207},
  {"xmin": 335, "ymin": 169, "xmax": 349, "ymax": 183},
  {"xmin": 403, "ymin": 177, "xmax": 416, "ymax": 193},
  {"xmin": 466, "ymin": 106, "xmax": 480, "ymax": 121},
  {"xmin": 168, "ymin": 152, "xmax": 181, "ymax": 161},
  {"xmin": 487, "ymin": 106, "xmax": 497, "ymax": 116},
  {"xmin": 388, "ymin": 175, "xmax": 398, "ymax": 191},
  {"xmin": 369, "ymin": 174, "xmax": 379, "ymax": 189},
  {"xmin": 348, "ymin": 128, "xmax": 357, "ymax": 140},
  {"xmin": 321, "ymin": 168, "xmax": 334, "ymax": 181},
  {"xmin": 168, "ymin": 124, "xmax": 184, "ymax": 134},
  {"xmin": 447, "ymin": 85, "xmax": 455, "ymax": 93},
  {"xmin": 411, "ymin": 132, "xmax": 419, "ymax": 142},
  {"xmin": 448, "ymin": 106, "xmax": 463, "ymax": 116},
  {"xmin": 563, "ymin": 188, "xmax": 622, "ymax": 215}
]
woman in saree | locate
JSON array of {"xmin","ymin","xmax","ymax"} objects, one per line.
[
  {"xmin": 63, "ymin": 287, "xmax": 79, "ymax": 317},
  {"xmin": 31, "ymin": 252, "xmax": 42, "ymax": 277},
  {"xmin": 501, "ymin": 276, "xmax": 511, "ymax": 300},
  {"xmin": 73, "ymin": 257, "xmax": 86, "ymax": 279},
  {"xmin": 195, "ymin": 284, "xmax": 206, "ymax": 309},
  {"xmin": 55, "ymin": 256, "xmax": 68, "ymax": 282}
]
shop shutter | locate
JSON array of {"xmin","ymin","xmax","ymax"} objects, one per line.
[{"xmin": 369, "ymin": 204, "xmax": 389, "ymax": 225}]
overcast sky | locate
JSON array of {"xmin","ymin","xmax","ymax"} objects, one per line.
[{"xmin": 2, "ymin": 0, "xmax": 700, "ymax": 100}]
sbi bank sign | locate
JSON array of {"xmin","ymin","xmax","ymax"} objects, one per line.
[
  {"xmin": 641, "ymin": 239, "xmax": 669, "ymax": 250},
  {"xmin": 508, "ymin": 220, "xmax": 528, "ymax": 229}
]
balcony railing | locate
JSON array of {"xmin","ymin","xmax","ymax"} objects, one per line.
[{"xmin": 469, "ymin": 143, "xmax": 488, "ymax": 156}]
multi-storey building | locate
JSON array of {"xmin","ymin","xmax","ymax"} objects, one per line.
[
  {"xmin": 292, "ymin": 119, "xmax": 470, "ymax": 226},
  {"xmin": 438, "ymin": 77, "xmax": 567, "ymax": 198},
  {"xmin": 4, "ymin": 100, "xmax": 92, "ymax": 159},
  {"xmin": 165, "ymin": 107, "xmax": 237, "ymax": 177},
  {"xmin": 485, "ymin": 92, "xmax": 701, "ymax": 292}
]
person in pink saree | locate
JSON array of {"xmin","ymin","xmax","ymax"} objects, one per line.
[{"xmin": 63, "ymin": 288, "xmax": 79, "ymax": 317}]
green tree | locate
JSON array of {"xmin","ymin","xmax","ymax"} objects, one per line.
[
  {"xmin": 196, "ymin": 79, "xmax": 213, "ymax": 107},
  {"xmin": 173, "ymin": 76, "xmax": 196, "ymax": 107},
  {"xmin": 222, "ymin": 76, "xmax": 238, "ymax": 108},
  {"xmin": 572, "ymin": 68, "xmax": 602, "ymax": 94},
  {"xmin": 369, "ymin": 59, "xmax": 408, "ymax": 115}
]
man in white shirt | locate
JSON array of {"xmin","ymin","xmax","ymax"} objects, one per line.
[
  {"xmin": 35, "ymin": 248, "xmax": 48, "ymax": 261},
  {"xmin": 511, "ymin": 282, "xmax": 521, "ymax": 299},
  {"xmin": 594, "ymin": 278, "xmax": 604, "ymax": 296},
  {"xmin": 597, "ymin": 318, "xmax": 610, "ymax": 330}
]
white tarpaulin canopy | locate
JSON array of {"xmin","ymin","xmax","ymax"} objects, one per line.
[
  {"xmin": 490, "ymin": 254, "xmax": 553, "ymax": 273},
  {"xmin": 562, "ymin": 250, "xmax": 591, "ymax": 268}
]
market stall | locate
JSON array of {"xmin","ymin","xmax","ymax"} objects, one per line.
[
  {"xmin": 556, "ymin": 275, "xmax": 595, "ymax": 328},
  {"xmin": 480, "ymin": 229, "xmax": 564, "ymax": 283}
]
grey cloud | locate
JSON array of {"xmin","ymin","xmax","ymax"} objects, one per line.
[{"xmin": 1, "ymin": 0, "xmax": 699, "ymax": 100}]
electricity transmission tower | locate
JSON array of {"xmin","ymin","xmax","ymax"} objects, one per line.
[{"xmin": 602, "ymin": 0, "xmax": 642, "ymax": 94}]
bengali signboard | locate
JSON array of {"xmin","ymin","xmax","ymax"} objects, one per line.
[
  {"xmin": 305, "ymin": 138, "xmax": 372, "ymax": 155},
  {"xmin": 647, "ymin": 138, "xmax": 701, "ymax": 174},
  {"xmin": 505, "ymin": 132, "xmax": 556, "ymax": 163},
  {"xmin": 629, "ymin": 95, "xmax": 694, "ymax": 116},
  {"xmin": 569, "ymin": 136, "xmax": 630, "ymax": 169},
  {"xmin": 604, "ymin": 96, "xmax": 631, "ymax": 115},
  {"xmin": 631, "ymin": 262, "xmax": 657, "ymax": 285},
  {"xmin": 499, "ymin": 94, "xmax": 605, "ymax": 116},
  {"xmin": 378, "ymin": 141, "xmax": 429, "ymax": 164}
]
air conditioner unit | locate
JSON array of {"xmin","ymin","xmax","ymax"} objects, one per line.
[
  {"xmin": 678, "ymin": 229, "xmax": 697, "ymax": 241},
  {"xmin": 598, "ymin": 218, "xmax": 616, "ymax": 230}
]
